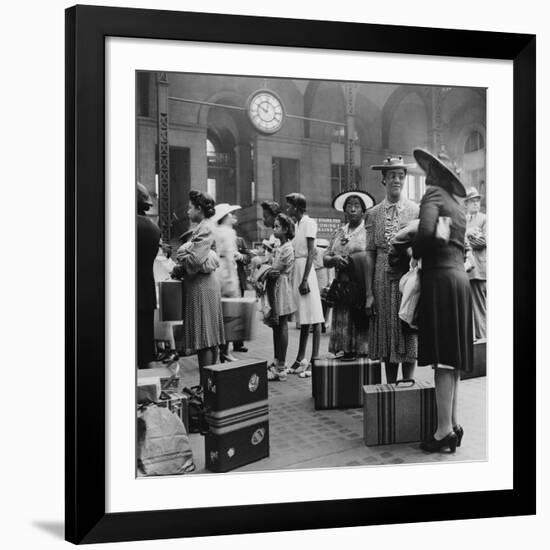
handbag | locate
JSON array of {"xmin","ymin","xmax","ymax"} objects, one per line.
[
  {"xmin": 326, "ymin": 278, "xmax": 362, "ymax": 309},
  {"xmin": 137, "ymin": 404, "xmax": 195, "ymax": 475},
  {"xmin": 435, "ymin": 216, "xmax": 452, "ymax": 244},
  {"xmin": 398, "ymin": 263, "xmax": 421, "ymax": 329}
]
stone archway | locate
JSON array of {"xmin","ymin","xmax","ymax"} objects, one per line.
[{"xmin": 381, "ymin": 85, "xmax": 430, "ymax": 150}]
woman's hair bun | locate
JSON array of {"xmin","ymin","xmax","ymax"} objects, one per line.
[{"xmin": 189, "ymin": 189, "xmax": 216, "ymax": 218}]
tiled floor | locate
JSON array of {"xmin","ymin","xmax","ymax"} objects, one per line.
[{"xmin": 167, "ymin": 319, "xmax": 487, "ymax": 474}]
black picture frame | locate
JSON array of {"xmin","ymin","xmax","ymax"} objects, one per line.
[{"xmin": 65, "ymin": 4, "xmax": 536, "ymax": 544}]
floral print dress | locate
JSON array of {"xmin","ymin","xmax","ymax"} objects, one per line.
[
  {"xmin": 326, "ymin": 222, "xmax": 369, "ymax": 356},
  {"xmin": 366, "ymin": 199, "xmax": 419, "ymax": 363}
]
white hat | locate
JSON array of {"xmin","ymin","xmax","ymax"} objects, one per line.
[
  {"xmin": 212, "ymin": 203, "xmax": 241, "ymax": 224},
  {"xmin": 332, "ymin": 190, "xmax": 375, "ymax": 212},
  {"xmin": 316, "ymin": 238, "xmax": 330, "ymax": 248},
  {"xmin": 261, "ymin": 239, "xmax": 274, "ymax": 251}
]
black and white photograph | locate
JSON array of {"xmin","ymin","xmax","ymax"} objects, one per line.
[{"xmin": 135, "ymin": 72, "xmax": 488, "ymax": 476}]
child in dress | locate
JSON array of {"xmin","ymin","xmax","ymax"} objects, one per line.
[{"xmin": 267, "ymin": 214, "xmax": 296, "ymax": 381}]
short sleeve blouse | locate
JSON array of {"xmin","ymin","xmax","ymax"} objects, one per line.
[{"xmin": 293, "ymin": 214, "xmax": 317, "ymax": 258}]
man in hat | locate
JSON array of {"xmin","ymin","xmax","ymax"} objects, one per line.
[
  {"xmin": 137, "ymin": 182, "xmax": 161, "ymax": 368},
  {"xmin": 465, "ymin": 187, "xmax": 487, "ymax": 340}
]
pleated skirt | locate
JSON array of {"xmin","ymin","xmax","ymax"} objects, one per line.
[
  {"xmin": 417, "ymin": 267, "xmax": 473, "ymax": 371},
  {"xmin": 182, "ymin": 272, "xmax": 225, "ymax": 352}
]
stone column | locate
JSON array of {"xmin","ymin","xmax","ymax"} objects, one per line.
[{"xmin": 234, "ymin": 142, "xmax": 253, "ymax": 206}]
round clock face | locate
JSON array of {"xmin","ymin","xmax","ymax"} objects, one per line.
[{"xmin": 247, "ymin": 90, "xmax": 285, "ymax": 134}]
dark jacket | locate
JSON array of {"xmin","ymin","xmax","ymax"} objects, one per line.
[
  {"xmin": 412, "ymin": 185, "xmax": 467, "ymax": 270},
  {"xmin": 137, "ymin": 214, "xmax": 161, "ymax": 311},
  {"xmin": 236, "ymin": 236, "xmax": 252, "ymax": 294}
]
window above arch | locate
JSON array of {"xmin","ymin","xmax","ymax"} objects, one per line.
[{"xmin": 464, "ymin": 130, "xmax": 485, "ymax": 153}]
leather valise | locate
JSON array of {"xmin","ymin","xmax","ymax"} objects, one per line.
[{"xmin": 363, "ymin": 379, "xmax": 437, "ymax": 445}]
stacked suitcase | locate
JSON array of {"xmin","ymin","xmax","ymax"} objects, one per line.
[
  {"xmin": 312, "ymin": 356, "xmax": 382, "ymax": 409},
  {"xmin": 461, "ymin": 338, "xmax": 487, "ymax": 380},
  {"xmin": 202, "ymin": 359, "xmax": 269, "ymax": 472}
]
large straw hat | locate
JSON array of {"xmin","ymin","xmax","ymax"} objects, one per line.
[
  {"xmin": 211, "ymin": 203, "xmax": 241, "ymax": 224},
  {"xmin": 332, "ymin": 190, "xmax": 375, "ymax": 212},
  {"xmin": 413, "ymin": 148, "xmax": 467, "ymax": 198}
]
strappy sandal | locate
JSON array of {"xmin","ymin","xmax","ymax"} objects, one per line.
[
  {"xmin": 267, "ymin": 366, "xmax": 287, "ymax": 381},
  {"xmin": 299, "ymin": 363, "xmax": 312, "ymax": 378},
  {"xmin": 288, "ymin": 359, "xmax": 308, "ymax": 375}
]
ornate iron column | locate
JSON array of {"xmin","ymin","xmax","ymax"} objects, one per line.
[
  {"xmin": 343, "ymin": 83, "xmax": 359, "ymax": 191},
  {"xmin": 428, "ymin": 87, "xmax": 447, "ymax": 153},
  {"xmin": 156, "ymin": 72, "xmax": 170, "ymax": 242}
]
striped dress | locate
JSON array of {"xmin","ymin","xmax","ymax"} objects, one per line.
[{"xmin": 176, "ymin": 219, "xmax": 225, "ymax": 353}]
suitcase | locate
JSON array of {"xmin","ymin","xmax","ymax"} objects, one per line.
[
  {"xmin": 157, "ymin": 391, "xmax": 190, "ymax": 433},
  {"xmin": 205, "ymin": 404, "xmax": 269, "ymax": 473},
  {"xmin": 363, "ymin": 379, "xmax": 437, "ymax": 446},
  {"xmin": 461, "ymin": 339, "xmax": 486, "ymax": 380},
  {"xmin": 137, "ymin": 365, "xmax": 180, "ymax": 391},
  {"xmin": 202, "ymin": 360, "xmax": 268, "ymax": 412},
  {"xmin": 158, "ymin": 280, "xmax": 184, "ymax": 322},
  {"xmin": 312, "ymin": 357, "xmax": 382, "ymax": 409},
  {"xmin": 221, "ymin": 297, "xmax": 257, "ymax": 342}
]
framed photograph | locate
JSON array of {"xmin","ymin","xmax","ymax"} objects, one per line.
[{"xmin": 66, "ymin": 4, "xmax": 535, "ymax": 544}]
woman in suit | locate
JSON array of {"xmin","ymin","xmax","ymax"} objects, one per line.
[{"xmin": 412, "ymin": 148, "xmax": 474, "ymax": 453}]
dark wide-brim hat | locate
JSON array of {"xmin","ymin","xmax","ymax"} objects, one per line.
[
  {"xmin": 370, "ymin": 156, "xmax": 415, "ymax": 172},
  {"xmin": 413, "ymin": 148, "xmax": 467, "ymax": 198},
  {"xmin": 332, "ymin": 190, "xmax": 375, "ymax": 212},
  {"xmin": 137, "ymin": 182, "xmax": 153, "ymax": 208}
]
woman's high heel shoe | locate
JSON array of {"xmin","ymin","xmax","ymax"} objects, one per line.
[
  {"xmin": 220, "ymin": 353, "xmax": 237, "ymax": 363},
  {"xmin": 453, "ymin": 425, "xmax": 464, "ymax": 447},
  {"xmin": 420, "ymin": 432, "xmax": 458, "ymax": 453}
]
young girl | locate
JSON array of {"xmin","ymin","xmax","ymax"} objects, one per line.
[{"xmin": 267, "ymin": 213, "xmax": 297, "ymax": 381}]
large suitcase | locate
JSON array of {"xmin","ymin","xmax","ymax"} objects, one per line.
[
  {"xmin": 312, "ymin": 357, "xmax": 382, "ymax": 409},
  {"xmin": 221, "ymin": 297, "xmax": 257, "ymax": 342},
  {"xmin": 205, "ymin": 403, "xmax": 269, "ymax": 473},
  {"xmin": 363, "ymin": 379, "xmax": 437, "ymax": 446},
  {"xmin": 202, "ymin": 360, "xmax": 268, "ymax": 412},
  {"xmin": 158, "ymin": 280, "xmax": 184, "ymax": 322},
  {"xmin": 461, "ymin": 339, "xmax": 486, "ymax": 380}
]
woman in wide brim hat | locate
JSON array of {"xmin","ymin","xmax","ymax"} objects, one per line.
[
  {"xmin": 412, "ymin": 148, "xmax": 473, "ymax": 454},
  {"xmin": 331, "ymin": 190, "xmax": 375, "ymax": 212},
  {"xmin": 211, "ymin": 202, "xmax": 243, "ymax": 362},
  {"xmin": 211, "ymin": 203, "xmax": 242, "ymax": 225},
  {"xmin": 323, "ymin": 190, "xmax": 375, "ymax": 358},
  {"xmin": 364, "ymin": 155, "xmax": 420, "ymax": 383}
]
